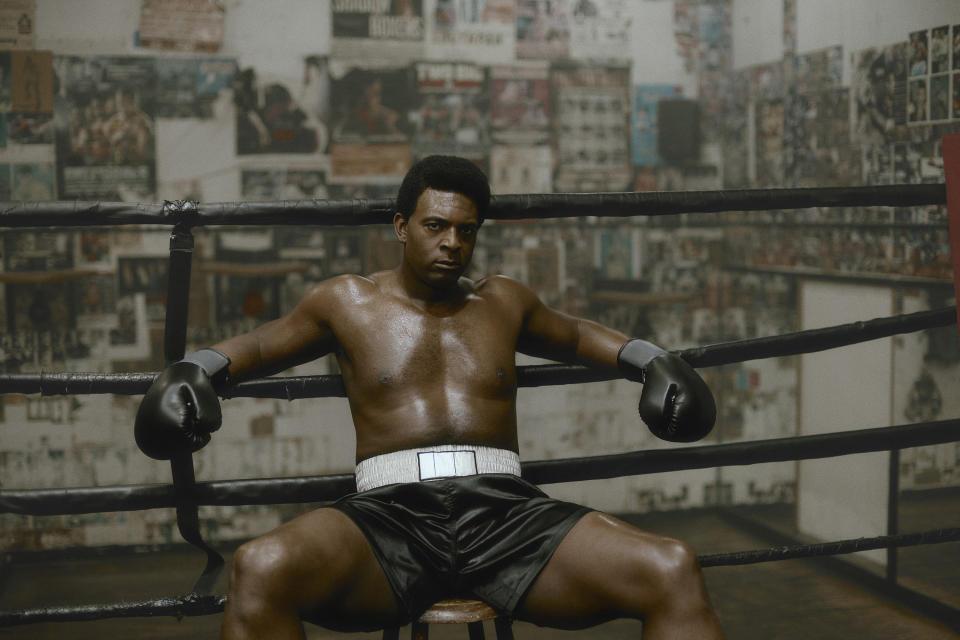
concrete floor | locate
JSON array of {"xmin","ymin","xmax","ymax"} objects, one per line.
[{"xmin": 1, "ymin": 499, "xmax": 958, "ymax": 639}]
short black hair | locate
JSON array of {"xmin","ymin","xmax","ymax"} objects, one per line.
[{"xmin": 396, "ymin": 155, "xmax": 490, "ymax": 221}]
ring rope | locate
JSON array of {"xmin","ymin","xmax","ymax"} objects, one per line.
[
  {"xmin": 3, "ymin": 526, "xmax": 959, "ymax": 626},
  {"xmin": 1, "ymin": 306, "xmax": 953, "ymax": 399},
  {"xmin": 0, "ymin": 183, "xmax": 944, "ymax": 228},
  {"xmin": 4, "ymin": 419, "xmax": 957, "ymax": 515}
]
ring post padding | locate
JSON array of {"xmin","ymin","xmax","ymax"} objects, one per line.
[{"xmin": 943, "ymin": 135, "xmax": 960, "ymax": 346}]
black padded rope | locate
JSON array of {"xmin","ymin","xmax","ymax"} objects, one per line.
[
  {"xmin": 0, "ymin": 183, "xmax": 944, "ymax": 227},
  {"xmin": 0, "ymin": 594, "xmax": 227, "ymax": 626},
  {"xmin": 2, "ymin": 526, "xmax": 959, "ymax": 626},
  {"xmin": 3, "ymin": 419, "xmax": 957, "ymax": 515},
  {"xmin": 698, "ymin": 527, "xmax": 960, "ymax": 567},
  {"xmin": 0, "ymin": 306, "xmax": 954, "ymax": 398}
]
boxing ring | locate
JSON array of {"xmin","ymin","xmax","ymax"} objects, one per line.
[{"xmin": 2, "ymin": 138, "xmax": 960, "ymax": 632}]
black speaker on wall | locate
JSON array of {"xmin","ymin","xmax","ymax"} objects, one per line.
[{"xmin": 657, "ymin": 99, "xmax": 701, "ymax": 165}]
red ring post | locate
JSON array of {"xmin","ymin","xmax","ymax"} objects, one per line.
[{"xmin": 944, "ymin": 135, "xmax": 960, "ymax": 346}]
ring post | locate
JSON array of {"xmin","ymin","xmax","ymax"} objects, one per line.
[{"xmin": 943, "ymin": 134, "xmax": 960, "ymax": 346}]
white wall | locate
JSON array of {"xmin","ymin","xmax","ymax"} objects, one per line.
[{"xmin": 797, "ymin": 281, "xmax": 893, "ymax": 565}]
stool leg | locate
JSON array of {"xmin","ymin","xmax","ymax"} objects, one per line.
[
  {"xmin": 493, "ymin": 617, "xmax": 515, "ymax": 640},
  {"xmin": 382, "ymin": 627, "xmax": 400, "ymax": 640},
  {"xmin": 467, "ymin": 620, "xmax": 486, "ymax": 640},
  {"xmin": 411, "ymin": 620, "xmax": 429, "ymax": 640}
]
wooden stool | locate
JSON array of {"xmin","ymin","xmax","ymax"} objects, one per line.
[{"xmin": 382, "ymin": 598, "xmax": 514, "ymax": 640}]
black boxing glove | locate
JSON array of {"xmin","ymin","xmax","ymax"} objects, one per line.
[
  {"xmin": 617, "ymin": 339, "xmax": 716, "ymax": 442},
  {"xmin": 134, "ymin": 348, "xmax": 231, "ymax": 460}
]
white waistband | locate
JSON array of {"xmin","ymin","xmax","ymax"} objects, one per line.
[{"xmin": 355, "ymin": 444, "xmax": 521, "ymax": 492}]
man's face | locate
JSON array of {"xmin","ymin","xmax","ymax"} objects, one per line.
[{"xmin": 394, "ymin": 188, "xmax": 480, "ymax": 288}]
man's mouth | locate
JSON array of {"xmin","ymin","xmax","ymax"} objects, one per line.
[{"xmin": 434, "ymin": 260, "xmax": 461, "ymax": 270}]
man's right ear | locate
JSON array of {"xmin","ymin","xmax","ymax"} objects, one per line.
[{"xmin": 393, "ymin": 212, "xmax": 407, "ymax": 243}]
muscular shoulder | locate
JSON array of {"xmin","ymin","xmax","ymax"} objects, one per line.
[
  {"xmin": 298, "ymin": 273, "xmax": 382, "ymax": 314},
  {"xmin": 473, "ymin": 274, "xmax": 540, "ymax": 310}
]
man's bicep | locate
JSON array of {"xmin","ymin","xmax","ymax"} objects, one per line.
[
  {"xmin": 517, "ymin": 300, "xmax": 581, "ymax": 362},
  {"xmin": 214, "ymin": 285, "xmax": 337, "ymax": 379}
]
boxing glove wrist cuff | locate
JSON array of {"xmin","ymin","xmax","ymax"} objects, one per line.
[
  {"xmin": 617, "ymin": 339, "xmax": 666, "ymax": 383},
  {"xmin": 182, "ymin": 348, "xmax": 231, "ymax": 385}
]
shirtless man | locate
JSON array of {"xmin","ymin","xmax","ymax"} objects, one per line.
[{"xmin": 135, "ymin": 155, "xmax": 723, "ymax": 639}]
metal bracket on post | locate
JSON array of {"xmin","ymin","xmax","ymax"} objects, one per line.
[{"xmin": 161, "ymin": 199, "xmax": 224, "ymax": 594}]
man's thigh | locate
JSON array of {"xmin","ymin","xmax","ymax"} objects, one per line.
[
  {"xmin": 252, "ymin": 506, "xmax": 404, "ymax": 632},
  {"xmin": 515, "ymin": 511, "xmax": 687, "ymax": 629}
]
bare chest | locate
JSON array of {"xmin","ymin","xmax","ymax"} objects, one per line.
[{"xmin": 334, "ymin": 297, "xmax": 520, "ymax": 391}]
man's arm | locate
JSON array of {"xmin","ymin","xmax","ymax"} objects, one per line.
[
  {"xmin": 134, "ymin": 279, "xmax": 340, "ymax": 459},
  {"xmin": 512, "ymin": 278, "xmax": 715, "ymax": 442},
  {"xmin": 211, "ymin": 281, "xmax": 338, "ymax": 383}
]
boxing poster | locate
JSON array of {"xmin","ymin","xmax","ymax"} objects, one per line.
[
  {"xmin": 155, "ymin": 57, "xmax": 236, "ymax": 119},
  {"xmin": 850, "ymin": 44, "xmax": 908, "ymax": 146},
  {"xmin": 330, "ymin": 63, "xmax": 414, "ymax": 145},
  {"xmin": 137, "ymin": 0, "xmax": 226, "ymax": 53},
  {"xmin": 412, "ymin": 61, "xmax": 488, "ymax": 158},
  {"xmin": 550, "ymin": 64, "xmax": 631, "ymax": 193},
  {"xmin": 53, "ymin": 56, "xmax": 157, "ymax": 200},
  {"xmin": 0, "ymin": 0, "xmax": 35, "ymax": 50},
  {"xmin": 489, "ymin": 62, "xmax": 550, "ymax": 145},
  {"xmin": 515, "ymin": 0, "xmax": 569, "ymax": 60},
  {"xmin": 786, "ymin": 89, "xmax": 854, "ymax": 187},
  {"xmin": 234, "ymin": 63, "xmax": 325, "ymax": 155},
  {"xmin": 332, "ymin": 0, "xmax": 425, "ymax": 61},
  {"xmin": 426, "ymin": 0, "xmax": 514, "ymax": 64},
  {"xmin": 568, "ymin": 0, "xmax": 631, "ymax": 62}
]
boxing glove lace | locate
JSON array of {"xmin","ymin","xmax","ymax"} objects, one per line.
[
  {"xmin": 134, "ymin": 348, "xmax": 231, "ymax": 460},
  {"xmin": 617, "ymin": 339, "xmax": 716, "ymax": 442}
]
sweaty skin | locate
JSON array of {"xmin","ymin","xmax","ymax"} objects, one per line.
[
  {"xmin": 217, "ymin": 188, "xmax": 725, "ymax": 640},
  {"xmin": 213, "ymin": 188, "xmax": 628, "ymax": 462}
]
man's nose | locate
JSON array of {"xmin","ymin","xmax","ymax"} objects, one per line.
[{"xmin": 440, "ymin": 228, "xmax": 460, "ymax": 250}]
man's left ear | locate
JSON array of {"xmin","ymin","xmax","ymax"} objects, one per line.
[{"xmin": 393, "ymin": 212, "xmax": 407, "ymax": 243}]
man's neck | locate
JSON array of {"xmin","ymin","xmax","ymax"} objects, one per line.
[{"xmin": 395, "ymin": 265, "xmax": 468, "ymax": 309}]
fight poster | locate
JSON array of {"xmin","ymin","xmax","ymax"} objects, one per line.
[
  {"xmin": 426, "ymin": 0, "xmax": 514, "ymax": 64},
  {"xmin": 330, "ymin": 63, "xmax": 414, "ymax": 145},
  {"xmin": 332, "ymin": 0, "xmax": 425, "ymax": 61},
  {"xmin": 489, "ymin": 62, "xmax": 550, "ymax": 145},
  {"xmin": 569, "ymin": 0, "xmax": 631, "ymax": 62},
  {"xmin": 155, "ymin": 57, "xmax": 236, "ymax": 119},
  {"xmin": 3, "ymin": 50, "xmax": 53, "ymax": 146},
  {"xmin": 631, "ymin": 84, "xmax": 683, "ymax": 166},
  {"xmin": 515, "ymin": 0, "xmax": 569, "ymax": 60},
  {"xmin": 850, "ymin": 44, "xmax": 908, "ymax": 145},
  {"xmin": 0, "ymin": 0, "xmax": 35, "ymax": 50},
  {"xmin": 53, "ymin": 56, "xmax": 157, "ymax": 200},
  {"xmin": 412, "ymin": 61, "xmax": 488, "ymax": 158},
  {"xmin": 234, "ymin": 61, "xmax": 326, "ymax": 155},
  {"xmin": 550, "ymin": 64, "xmax": 631, "ymax": 192},
  {"xmin": 137, "ymin": 0, "xmax": 226, "ymax": 53}
]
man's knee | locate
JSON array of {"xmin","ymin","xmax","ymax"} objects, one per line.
[
  {"xmin": 641, "ymin": 537, "xmax": 708, "ymax": 609},
  {"xmin": 231, "ymin": 535, "xmax": 297, "ymax": 598}
]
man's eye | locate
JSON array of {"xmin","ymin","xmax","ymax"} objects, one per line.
[{"xmin": 426, "ymin": 222, "xmax": 441, "ymax": 230}]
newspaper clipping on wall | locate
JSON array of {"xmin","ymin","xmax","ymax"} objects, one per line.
[{"xmin": 550, "ymin": 64, "xmax": 631, "ymax": 192}]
